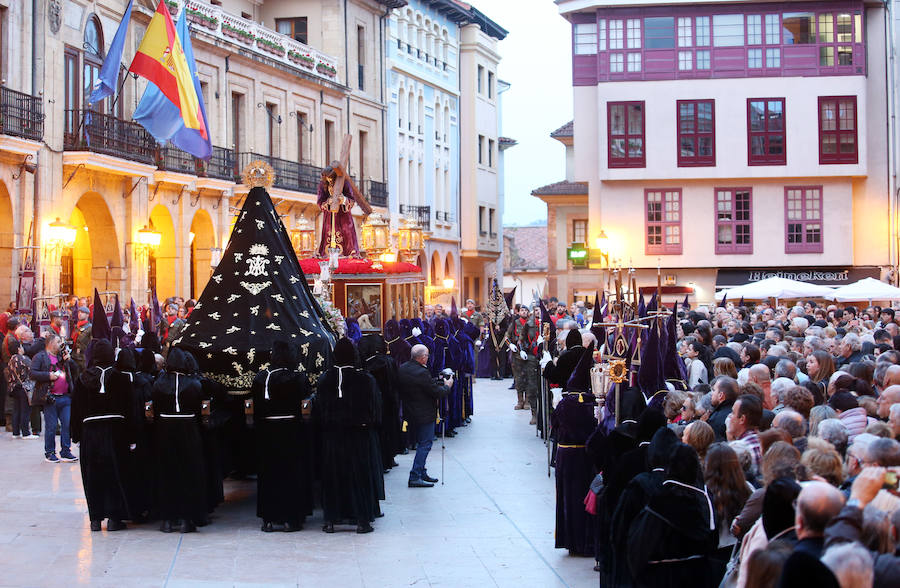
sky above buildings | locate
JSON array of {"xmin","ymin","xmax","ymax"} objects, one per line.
[{"xmin": 481, "ymin": 0, "xmax": 573, "ymax": 227}]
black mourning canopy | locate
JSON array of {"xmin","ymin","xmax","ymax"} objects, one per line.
[{"xmin": 175, "ymin": 186, "xmax": 334, "ymax": 392}]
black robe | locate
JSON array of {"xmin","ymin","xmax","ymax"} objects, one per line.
[
  {"xmin": 119, "ymin": 369, "xmax": 155, "ymax": 519},
  {"xmin": 315, "ymin": 365, "xmax": 382, "ymax": 524},
  {"xmin": 364, "ymin": 353, "xmax": 402, "ymax": 469},
  {"xmin": 152, "ymin": 362, "xmax": 208, "ymax": 524},
  {"xmin": 551, "ymin": 391, "xmax": 598, "ymax": 556},
  {"xmin": 626, "ymin": 482, "xmax": 719, "ymax": 588},
  {"xmin": 251, "ymin": 365, "xmax": 312, "ymax": 525},
  {"xmin": 71, "ymin": 365, "xmax": 134, "ymax": 522}
]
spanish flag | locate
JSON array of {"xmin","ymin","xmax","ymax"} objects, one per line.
[{"xmin": 129, "ymin": 0, "xmax": 208, "ymax": 145}]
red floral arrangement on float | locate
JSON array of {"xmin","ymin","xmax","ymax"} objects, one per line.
[{"xmin": 298, "ymin": 258, "xmax": 420, "ymax": 275}]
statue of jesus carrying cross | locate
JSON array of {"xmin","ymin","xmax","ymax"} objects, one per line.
[{"xmin": 316, "ymin": 134, "xmax": 373, "ymax": 258}]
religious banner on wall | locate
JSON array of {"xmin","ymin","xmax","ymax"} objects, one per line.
[{"xmin": 716, "ymin": 266, "xmax": 881, "ymax": 288}]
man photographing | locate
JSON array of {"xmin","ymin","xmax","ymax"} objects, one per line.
[{"xmin": 398, "ymin": 344, "xmax": 452, "ymax": 488}]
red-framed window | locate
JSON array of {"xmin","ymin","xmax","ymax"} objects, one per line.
[
  {"xmin": 747, "ymin": 98, "xmax": 786, "ymax": 165},
  {"xmin": 715, "ymin": 188, "xmax": 752, "ymax": 254},
  {"xmin": 818, "ymin": 96, "xmax": 858, "ymax": 164},
  {"xmin": 677, "ymin": 99, "xmax": 715, "ymax": 166},
  {"xmin": 608, "ymin": 101, "xmax": 645, "ymax": 168},
  {"xmin": 784, "ymin": 186, "xmax": 823, "ymax": 253},
  {"xmin": 645, "ymin": 188, "xmax": 682, "ymax": 254}
]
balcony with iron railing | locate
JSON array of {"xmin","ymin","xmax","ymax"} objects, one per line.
[
  {"xmin": 64, "ymin": 109, "xmax": 156, "ymax": 164},
  {"xmin": 156, "ymin": 145, "xmax": 235, "ymax": 181},
  {"xmin": 400, "ymin": 204, "xmax": 431, "ymax": 231},
  {"xmin": 366, "ymin": 179, "xmax": 388, "ymax": 208},
  {"xmin": 236, "ymin": 152, "xmax": 321, "ymax": 194},
  {"xmin": 435, "ymin": 210, "xmax": 454, "ymax": 223},
  {"xmin": 0, "ymin": 86, "xmax": 44, "ymax": 141}
]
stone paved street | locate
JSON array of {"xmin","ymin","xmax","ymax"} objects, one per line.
[{"xmin": 0, "ymin": 378, "xmax": 597, "ymax": 588}]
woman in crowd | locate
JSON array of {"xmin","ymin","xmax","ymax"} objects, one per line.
[{"xmin": 806, "ymin": 349, "xmax": 835, "ymax": 399}]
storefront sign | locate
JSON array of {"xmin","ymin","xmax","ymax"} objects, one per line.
[{"xmin": 716, "ymin": 266, "xmax": 880, "ymax": 287}]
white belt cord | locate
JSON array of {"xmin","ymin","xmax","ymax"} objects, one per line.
[
  {"xmin": 98, "ymin": 366, "xmax": 112, "ymax": 394},
  {"xmin": 663, "ymin": 479, "xmax": 716, "ymax": 531},
  {"xmin": 336, "ymin": 366, "xmax": 350, "ymax": 398},
  {"xmin": 264, "ymin": 368, "xmax": 285, "ymax": 400},
  {"xmin": 265, "ymin": 415, "xmax": 296, "ymax": 420},
  {"xmin": 160, "ymin": 413, "xmax": 196, "ymax": 418},
  {"xmin": 83, "ymin": 414, "xmax": 124, "ymax": 422}
]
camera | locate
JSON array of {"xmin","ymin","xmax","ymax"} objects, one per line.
[{"xmin": 439, "ymin": 368, "xmax": 454, "ymax": 379}]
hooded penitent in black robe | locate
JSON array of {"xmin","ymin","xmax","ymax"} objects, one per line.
[
  {"xmin": 71, "ymin": 340, "xmax": 135, "ymax": 525},
  {"xmin": 551, "ymin": 342, "xmax": 598, "ymax": 556},
  {"xmin": 626, "ymin": 445, "xmax": 718, "ymax": 588},
  {"xmin": 115, "ymin": 348, "xmax": 155, "ymax": 520},
  {"xmin": 359, "ymin": 334, "xmax": 401, "ymax": 470},
  {"xmin": 251, "ymin": 341, "xmax": 312, "ymax": 528},
  {"xmin": 316, "ymin": 339, "xmax": 382, "ymax": 528},
  {"xmin": 544, "ymin": 330, "xmax": 585, "ymax": 387},
  {"xmin": 152, "ymin": 348, "xmax": 208, "ymax": 527},
  {"xmin": 609, "ymin": 427, "xmax": 679, "ymax": 588}
]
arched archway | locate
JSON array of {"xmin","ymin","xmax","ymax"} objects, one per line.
[
  {"xmin": 65, "ymin": 192, "xmax": 120, "ymax": 297},
  {"xmin": 430, "ymin": 250, "xmax": 441, "ymax": 285},
  {"xmin": 149, "ymin": 204, "xmax": 176, "ymax": 299},
  {"xmin": 0, "ymin": 182, "xmax": 13, "ymax": 305},
  {"xmin": 189, "ymin": 209, "xmax": 216, "ymax": 299},
  {"xmin": 444, "ymin": 251, "xmax": 455, "ymax": 282}
]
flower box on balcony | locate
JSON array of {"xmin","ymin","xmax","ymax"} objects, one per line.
[
  {"xmin": 288, "ymin": 50, "xmax": 316, "ymax": 68},
  {"xmin": 186, "ymin": 8, "xmax": 218, "ymax": 30},
  {"xmin": 257, "ymin": 37, "xmax": 286, "ymax": 57},
  {"xmin": 222, "ymin": 22, "xmax": 254, "ymax": 44},
  {"xmin": 316, "ymin": 62, "xmax": 337, "ymax": 77},
  {"xmin": 165, "ymin": 0, "xmax": 179, "ymax": 16}
]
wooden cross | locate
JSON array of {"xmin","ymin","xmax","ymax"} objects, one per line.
[{"xmin": 326, "ymin": 133, "xmax": 373, "ymax": 215}]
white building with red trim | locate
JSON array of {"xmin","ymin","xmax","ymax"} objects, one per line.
[{"xmin": 556, "ymin": 0, "xmax": 892, "ymax": 304}]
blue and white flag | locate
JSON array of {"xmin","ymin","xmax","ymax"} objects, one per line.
[{"xmin": 88, "ymin": 0, "xmax": 133, "ymax": 104}]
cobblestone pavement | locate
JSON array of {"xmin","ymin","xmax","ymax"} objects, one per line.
[{"xmin": 0, "ymin": 378, "xmax": 597, "ymax": 587}]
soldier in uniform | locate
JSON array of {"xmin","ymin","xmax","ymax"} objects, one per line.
[
  {"xmin": 507, "ymin": 304, "xmax": 541, "ymax": 423},
  {"xmin": 463, "ymin": 299, "xmax": 484, "ymax": 329},
  {"xmin": 162, "ymin": 302, "xmax": 185, "ymax": 357},
  {"xmin": 73, "ymin": 306, "xmax": 92, "ymax": 371}
]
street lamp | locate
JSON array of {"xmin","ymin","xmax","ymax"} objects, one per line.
[
  {"xmin": 397, "ymin": 216, "xmax": 424, "ymax": 264},
  {"xmin": 46, "ymin": 218, "xmax": 77, "ymax": 252},
  {"xmin": 290, "ymin": 215, "xmax": 316, "ymax": 258},
  {"xmin": 135, "ymin": 224, "xmax": 162, "ymax": 254},
  {"xmin": 360, "ymin": 212, "xmax": 390, "ymax": 268},
  {"xmin": 442, "ymin": 277, "xmax": 454, "ymax": 290},
  {"xmin": 594, "ymin": 229, "xmax": 610, "ymax": 266}
]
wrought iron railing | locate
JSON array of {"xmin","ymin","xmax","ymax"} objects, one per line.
[
  {"xmin": 237, "ymin": 152, "xmax": 321, "ymax": 193},
  {"xmin": 435, "ymin": 210, "xmax": 454, "ymax": 223},
  {"xmin": 0, "ymin": 86, "xmax": 43, "ymax": 141},
  {"xmin": 366, "ymin": 180, "xmax": 388, "ymax": 208},
  {"xmin": 64, "ymin": 109, "xmax": 156, "ymax": 164},
  {"xmin": 202, "ymin": 146, "xmax": 235, "ymax": 181},
  {"xmin": 400, "ymin": 204, "xmax": 431, "ymax": 231},
  {"xmin": 157, "ymin": 146, "xmax": 197, "ymax": 175}
]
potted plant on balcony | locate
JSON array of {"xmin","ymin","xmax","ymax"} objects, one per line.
[
  {"xmin": 288, "ymin": 50, "xmax": 316, "ymax": 69},
  {"xmin": 186, "ymin": 7, "xmax": 218, "ymax": 30},
  {"xmin": 223, "ymin": 22, "xmax": 254, "ymax": 45},
  {"xmin": 256, "ymin": 37, "xmax": 286, "ymax": 57},
  {"xmin": 316, "ymin": 61, "xmax": 337, "ymax": 77},
  {"xmin": 165, "ymin": 0, "xmax": 178, "ymax": 16}
]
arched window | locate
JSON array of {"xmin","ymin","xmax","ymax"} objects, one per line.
[
  {"xmin": 417, "ymin": 95, "xmax": 424, "ymax": 134},
  {"xmin": 434, "ymin": 101, "xmax": 442, "ymax": 142},
  {"xmin": 398, "ymin": 87, "xmax": 406, "ymax": 130},
  {"xmin": 443, "ymin": 104, "xmax": 450, "ymax": 140},
  {"xmin": 84, "ymin": 16, "xmax": 104, "ymax": 58},
  {"xmin": 407, "ymin": 89, "xmax": 414, "ymax": 133}
]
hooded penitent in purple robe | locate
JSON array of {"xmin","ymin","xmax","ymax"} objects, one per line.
[{"xmin": 384, "ymin": 319, "xmax": 411, "ymax": 365}]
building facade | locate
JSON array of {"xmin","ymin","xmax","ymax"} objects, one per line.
[
  {"xmin": 502, "ymin": 224, "xmax": 548, "ymax": 306},
  {"xmin": 0, "ymin": 0, "xmax": 393, "ymax": 310},
  {"xmin": 385, "ymin": 0, "xmax": 508, "ymax": 307},
  {"xmin": 557, "ymin": 0, "xmax": 892, "ymax": 304}
]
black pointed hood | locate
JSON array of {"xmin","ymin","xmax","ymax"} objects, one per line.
[
  {"xmin": 664, "ymin": 302, "xmax": 687, "ymax": 383},
  {"xmin": 565, "ymin": 328, "xmax": 582, "ymax": 349},
  {"xmin": 566, "ymin": 341, "xmax": 594, "ymax": 393},
  {"xmin": 270, "ymin": 340, "xmax": 298, "ymax": 369},
  {"xmin": 91, "ymin": 288, "xmax": 111, "ymax": 341},
  {"xmin": 175, "ymin": 186, "xmax": 333, "ymax": 392},
  {"xmin": 638, "ymin": 318, "xmax": 666, "ymax": 402},
  {"xmin": 333, "ymin": 337, "xmax": 358, "ymax": 367},
  {"xmin": 591, "ymin": 291, "xmax": 605, "ymax": 347},
  {"xmin": 503, "ymin": 286, "xmax": 516, "ymax": 310}
]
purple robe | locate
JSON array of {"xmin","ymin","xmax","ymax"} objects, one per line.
[{"xmin": 317, "ymin": 178, "xmax": 360, "ymax": 257}]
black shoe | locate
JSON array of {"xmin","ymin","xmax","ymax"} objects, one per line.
[
  {"xmin": 593, "ymin": 564, "xmax": 602, "ymax": 572},
  {"xmin": 180, "ymin": 520, "xmax": 196, "ymax": 533},
  {"xmin": 160, "ymin": 520, "xmax": 175, "ymax": 533},
  {"xmin": 446, "ymin": 430, "xmax": 457, "ymax": 437},
  {"xmin": 261, "ymin": 521, "xmax": 274, "ymax": 533},
  {"xmin": 106, "ymin": 519, "xmax": 126, "ymax": 532},
  {"xmin": 401, "ymin": 447, "xmax": 409, "ymax": 455},
  {"xmin": 391, "ymin": 459, "xmax": 399, "ymax": 467},
  {"xmin": 383, "ymin": 468, "xmax": 391, "ymax": 474},
  {"xmin": 90, "ymin": 520, "xmax": 101, "ymax": 532},
  {"xmin": 322, "ymin": 522, "xmax": 335, "ymax": 533},
  {"xmin": 408, "ymin": 479, "xmax": 434, "ymax": 488},
  {"xmin": 283, "ymin": 521, "xmax": 301, "ymax": 532},
  {"xmin": 356, "ymin": 522, "xmax": 374, "ymax": 534},
  {"xmin": 422, "ymin": 473, "xmax": 439, "ymax": 484}
]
